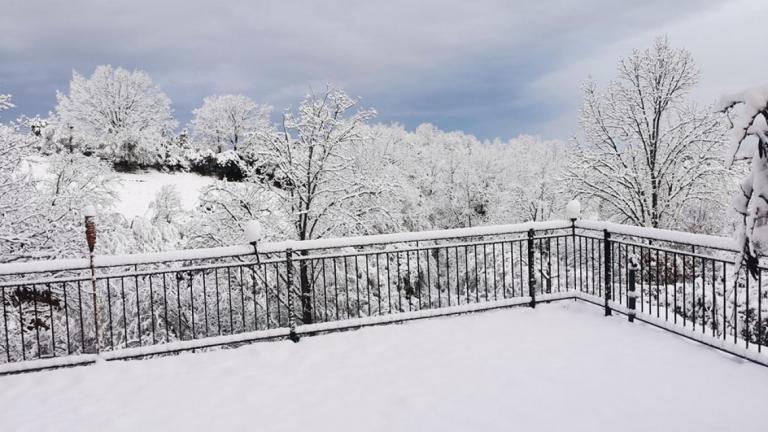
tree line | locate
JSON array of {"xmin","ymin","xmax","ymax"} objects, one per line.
[{"xmin": 0, "ymin": 38, "xmax": 742, "ymax": 265}]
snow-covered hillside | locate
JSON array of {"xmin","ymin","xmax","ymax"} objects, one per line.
[
  {"xmin": 1, "ymin": 302, "xmax": 766, "ymax": 432},
  {"xmin": 111, "ymin": 170, "xmax": 215, "ymax": 218},
  {"xmin": 26, "ymin": 156, "xmax": 216, "ymax": 218}
]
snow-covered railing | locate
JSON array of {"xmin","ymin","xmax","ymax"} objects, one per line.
[
  {"xmin": 574, "ymin": 220, "xmax": 739, "ymax": 252},
  {"xmin": 0, "ymin": 220, "xmax": 571, "ymax": 276},
  {"xmin": 0, "ymin": 219, "xmax": 766, "ymax": 373}
]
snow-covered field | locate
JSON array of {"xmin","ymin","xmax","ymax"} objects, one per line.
[
  {"xmin": 2, "ymin": 301, "xmax": 766, "ymax": 431},
  {"xmin": 25, "ymin": 156, "xmax": 216, "ymax": 218},
  {"xmin": 113, "ymin": 170, "xmax": 215, "ymax": 217}
]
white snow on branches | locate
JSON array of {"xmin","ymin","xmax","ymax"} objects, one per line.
[{"xmin": 718, "ymin": 85, "xmax": 768, "ymax": 264}]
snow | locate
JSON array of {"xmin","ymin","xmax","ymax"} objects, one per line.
[
  {"xmin": 0, "ymin": 220, "xmax": 570, "ymax": 275},
  {"xmin": 573, "ymin": 292, "xmax": 768, "ymax": 367},
  {"xmin": 2, "ymin": 301, "xmax": 767, "ymax": 432},
  {"xmin": 23, "ymin": 156, "xmax": 216, "ymax": 219},
  {"xmin": 575, "ymin": 219, "xmax": 737, "ymax": 251},
  {"xmin": 113, "ymin": 170, "xmax": 214, "ymax": 218},
  {"xmin": 718, "ymin": 85, "xmax": 768, "ymax": 165}
]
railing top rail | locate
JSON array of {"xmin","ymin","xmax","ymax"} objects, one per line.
[
  {"xmin": 0, "ymin": 220, "xmax": 571, "ymax": 276},
  {"xmin": 574, "ymin": 220, "xmax": 738, "ymax": 253}
]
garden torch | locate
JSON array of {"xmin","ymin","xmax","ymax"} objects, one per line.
[{"xmin": 83, "ymin": 205, "xmax": 99, "ymax": 353}]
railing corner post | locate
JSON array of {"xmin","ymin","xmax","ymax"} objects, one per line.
[
  {"xmin": 527, "ymin": 228, "xmax": 536, "ymax": 308},
  {"xmin": 603, "ymin": 229, "xmax": 612, "ymax": 316},
  {"xmin": 285, "ymin": 248, "xmax": 300, "ymax": 343}
]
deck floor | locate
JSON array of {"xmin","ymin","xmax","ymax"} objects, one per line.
[{"xmin": 1, "ymin": 301, "xmax": 767, "ymax": 432}]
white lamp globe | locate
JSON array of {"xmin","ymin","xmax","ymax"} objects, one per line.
[
  {"xmin": 565, "ymin": 200, "xmax": 581, "ymax": 220},
  {"xmin": 82, "ymin": 205, "xmax": 97, "ymax": 218},
  {"xmin": 244, "ymin": 220, "xmax": 264, "ymax": 244}
]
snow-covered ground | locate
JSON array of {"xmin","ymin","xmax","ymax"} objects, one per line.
[
  {"xmin": 113, "ymin": 170, "xmax": 215, "ymax": 218},
  {"xmin": 2, "ymin": 302, "xmax": 767, "ymax": 432}
]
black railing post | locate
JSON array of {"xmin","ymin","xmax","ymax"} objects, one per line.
[
  {"xmin": 628, "ymin": 254, "xmax": 639, "ymax": 323},
  {"xmin": 286, "ymin": 249, "xmax": 300, "ymax": 343},
  {"xmin": 603, "ymin": 229, "xmax": 612, "ymax": 316},
  {"xmin": 570, "ymin": 219, "xmax": 577, "ymax": 293},
  {"xmin": 527, "ymin": 229, "xmax": 536, "ymax": 308}
]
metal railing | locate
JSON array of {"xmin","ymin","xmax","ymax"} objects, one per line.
[{"xmin": 0, "ymin": 219, "xmax": 765, "ymax": 372}]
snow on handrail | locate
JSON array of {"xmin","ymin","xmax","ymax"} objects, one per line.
[
  {"xmin": 575, "ymin": 220, "xmax": 738, "ymax": 252},
  {"xmin": 0, "ymin": 220, "xmax": 571, "ymax": 276}
]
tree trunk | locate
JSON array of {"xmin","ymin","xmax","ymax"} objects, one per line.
[{"xmin": 298, "ymin": 250, "xmax": 313, "ymax": 324}]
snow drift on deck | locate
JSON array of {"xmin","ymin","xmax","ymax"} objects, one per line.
[{"xmin": 1, "ymin": 302, "xmax": 767, "ymax": 432}]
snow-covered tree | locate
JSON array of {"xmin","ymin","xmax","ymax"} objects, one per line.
[
  {"xmin": 186, "ymin": 181, "xmax": 287, "ymax": 249},
  {"xmin": 718, "ymin": 86, "xmax": 768, "ymax": 274},
  {"xmin": 499, "ymin": 135, "xmax": 568, "ymax": 222},
  {"xmin": 0, "ymin": 94, "xmax": 14, "ymax": 112},
  {"xmin": 568, "ymin": 38, "xmax": 730, "ymax": 229},
  {"xmin": 55, "ymin": 65, "xmax": 177, "ymax": 166},
  {"xmin": 190, "ymin": 95, "xmax": 271, "ymax": 153},
  {"xmin": 0, "ymin": 122, "xmax": 40, "ymax": 261},
  {"xmin": 247, "ymin": 87, "xmax": 391, "ymax": 323}
]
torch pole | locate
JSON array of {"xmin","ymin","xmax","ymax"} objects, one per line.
[{"xmin": 85, "ymin": 214, "xmax": 99, "ymax": 354}]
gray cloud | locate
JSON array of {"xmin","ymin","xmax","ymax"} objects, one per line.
[{"xmin": 0, "ymin": 0, "xmax": 749, "ymax": 140}]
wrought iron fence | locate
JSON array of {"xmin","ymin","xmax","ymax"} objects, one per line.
[{"xmin": 0, "ymin": 219, "xmax": 766, "ymax": 372}]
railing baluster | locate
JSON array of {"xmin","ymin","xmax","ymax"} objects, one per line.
[
  {"xmin": 239, "ymin": 266, "xmax": 246, "ymax": 332},
  {"xmin": 435, "ymin": 249, "xmax": 442, "ymax": 308},
  {"xmin": 758, "ymin": 268, "xmax": 763, "ymax": 352},
  {"xmin": 492, "ymin": 243, "xmax": 498, "ymax": 300},
  {"xmin": 603, "ymin": 230, "xmax": 611, "ymax": 316},
  {"xmin": 119, "ymin": 278, "xmax": 127, "ymax": 347},
  {"xmin": 746, "ymin": 272, "xmax": 750, "ymax": 349},
  {"xmin": 373, "ymin": 254, "xmax": 380, "ymax": 315},
  {"xmin": 134, "ymin": 267, "xmax": 141, "ymax": 346},
  {"xmin": 454, "ymin": 247, "xmax": 460, "ymax": 307},
  {"xmin": 344, "ymin": 256, "xmax": 351, "ymax": 318},
  {"xmin": 189, "ymin": 271, "xmax": 196, "ymax": 341},
  {"xmin": 149, "ymin": 275, "xmax": 156, "ymax": 344},
  {"xmin": 18, "ymin": 287, "xmax": 26, "ymax": 360},
  {"xmin": 469, "ymin": 245, "xmax": 474, "ymax": 304},
  {"xmin": 386, "ymin": 253, "xmax": 392, "ymax": 313},
  {"xmin": 203, "ymin": 271, "xmax": 210, "ymax": 336},
  {"xmin": 445, "ymin": 248, "xmax": 451, "ymax": 307},
  {"xmin": 249, "ymin": 266, "xmax": 256, "ymax": 331},
  {"xmin": 366, "ymin": 255, "xmax": 372, "ymax": 316},
  {"xmin": 163, "ymin": 273, "xmax": 170, "ymax": 341},
  {"xmin": 106, "ymin": 279, "xmax": 114, "ymax": 349},
  {"xmin": 426, "ymin": 249, "xmax": 432, "ymax": 309},
  {"xmin": 664, "ymin": 251, "xmax": 669, "ymax": 321},
  {"xmin": 322, "ymin": 259, "xmax": 328, "ymax": 321},
  {"xmin": 77, "ymin": 280, "xmax": 84, "ymax": 354},
  {"xmin": 527, "ymin": 229, "xmax": 536, "ymax": 308},
  {"xmin": 483, "ymin": 243, "xmax": 488, "ymax": 301},
  {"xmin": 711, "ymin": 261, "xmax": 716, "ymax": 338},
  {"xmin": 176, "ymin": 275, "xmax": 183, "ymax": 338},
  {"xmin": 2, "ymin": 288, "xmax": 10, "ymax": 361},
  {"xmin": 405, "ymin": 249, "xmax": 412, "ymax": 311},
  {"xmin": 501, "ymin": 242, "xmax": 508, "ymax": 298},
  {"xmin": 62, "ymin": 282, "xmax": 70, "ymax": 355},
  {"xmin": 226, "ymin": 267, "xmax": 234, "ymax": 334}
]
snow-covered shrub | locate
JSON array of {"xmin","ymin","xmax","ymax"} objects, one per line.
[
  {"xmin": 186, "ymin": 181, "xmax": 288, "ymax": 249},
  {"xmin": 187, "ymin": 149, "xmax": 248, "ymax": 180},
  {"xmin": 718, "ymin": 86, "xmax": 768, "ymax": 273}
]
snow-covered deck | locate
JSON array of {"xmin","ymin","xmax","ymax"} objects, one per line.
[{"xmin": 1, "ymin": 301, "xmax": 766, "ymax": 431}]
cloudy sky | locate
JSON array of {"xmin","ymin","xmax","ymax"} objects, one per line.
[{"xmin": 1, "ymin": 0, "xmax": 766, "ymax": 141}]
